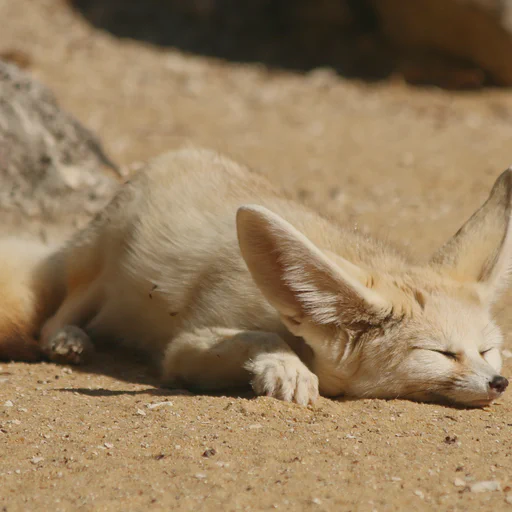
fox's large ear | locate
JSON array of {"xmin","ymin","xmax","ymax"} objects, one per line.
[
  {"xmin": 236, "ymin": 205, "xmax": 392, "ymax": 329},
  {"xmin": 429, "ymin": 168, "xmax": 512, "ymax": 303}
]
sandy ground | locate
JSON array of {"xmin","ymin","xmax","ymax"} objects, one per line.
[{"xmin": 1, "ymin": 1, "xmax": 512, "ymax": 510}]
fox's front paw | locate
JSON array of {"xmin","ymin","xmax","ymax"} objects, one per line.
[
  {"xmin": 246, "ymin": 353, "xmax": 319, "ymax": 405},
  {"xmin": 42, "ymin": 326, "xmax": 94, "ymax": 365}
]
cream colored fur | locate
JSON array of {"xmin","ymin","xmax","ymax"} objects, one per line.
[{"xmin": 0, "ymin": 148, "xmax": 510, "ymax": 407}]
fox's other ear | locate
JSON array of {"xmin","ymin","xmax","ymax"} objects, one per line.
[
  {"xmin": 430, "ymin": 168, "xmax": 512, "ymax": 303},
  {"xmin": 236, "ymin": 205, "xmax": 392, "ymax": 329}
]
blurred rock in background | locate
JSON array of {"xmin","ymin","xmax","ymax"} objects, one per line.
[{"xmin": 0, "ymin": 60, "xmax": 119, "ymax": 231}]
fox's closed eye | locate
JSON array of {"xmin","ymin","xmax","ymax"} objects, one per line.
[
  {"xmin": 431, "ymin": 349, "xmax": 458, "ymax": 360},
  {"xmin": 412, "ymin": 347, "xmax": 459, "ymax": 360},
  {"xmin": 480, "ymin": 348, "xmax": 494, "ymax": 356}
]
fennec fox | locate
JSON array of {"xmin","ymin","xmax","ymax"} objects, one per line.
[{"xmin": 0, "ymin": 149, "xmax": 510, "ymax": 407}]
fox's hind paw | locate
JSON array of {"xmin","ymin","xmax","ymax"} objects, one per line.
[{"xmin": 41, "ymin": 326, "xmax": 94, "ymax": 365}]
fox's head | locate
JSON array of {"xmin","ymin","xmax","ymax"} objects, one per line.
[{"xmin": 237, "ymin": 169, "xmax": 512, "ymax": 407}]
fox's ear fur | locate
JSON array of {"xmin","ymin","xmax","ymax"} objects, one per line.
[
  {"xmin": 236, "ymin": 205, "xmax": 392, "ymax": 329},
  {"xmin": 430, "ymin": 168, "xmax": 512, "ymax": 303}
]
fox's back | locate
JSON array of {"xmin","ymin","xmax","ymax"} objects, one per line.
[
  {"xmin": 125, "ymin": 149, "xmax": 403, "ymax": 278},
  {"xmin": 85, "ymin": 149, "xmax": 406, "ymax": 351},
  {"xmin": 85, "ymin": 150, "xmax": 289, "ymax": 348}
]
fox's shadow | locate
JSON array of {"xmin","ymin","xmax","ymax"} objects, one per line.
[{"xmin": 51, "ymin": 347, "xmax": 258, "ymax": 400}]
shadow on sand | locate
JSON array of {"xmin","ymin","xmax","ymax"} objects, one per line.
[
  {"xmin": 69, "ymin": 0, "xmax": 394, "ymax": 81},
  {"xmin": 51, "ymin": 346, "xmax": 258, "ymax": 400}
]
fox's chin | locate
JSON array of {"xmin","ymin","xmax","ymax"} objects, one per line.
[
  {"xmin": 434, "ymin": 396, "xmax": 495, "ymax": 408},
  {"xmin": 402, "ymin": 391, "xmax": 501, "ymax": 408},
  {"xmin": 463, "ymin": 398, "xmax": 496, "ymax": 408},
  {"xmin": 446, "ymin": 386, "xmax": 507, "ymax": 408},
  {"xmin": 439, "ymin": 392, "xmax": 504, "ymax": 408}
]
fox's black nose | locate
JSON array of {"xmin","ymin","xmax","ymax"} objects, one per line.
[{"xmin": 489, "ymin": 376, "xmax": 509, "ymax": 393}]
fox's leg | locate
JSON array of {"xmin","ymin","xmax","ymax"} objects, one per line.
[
  {"xmin": 37, "ymin": 175, "xmax": 138, "ymax": 364},
  {"xmin": 162, "ymin": 328, "xmax": 319, "ymax": 405},
  {"xmin": 40, "ymin": 281, "xmax": 103, "ymax": 364}
]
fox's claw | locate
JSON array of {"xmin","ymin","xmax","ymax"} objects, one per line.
[
  {"xmin": 246, "ymin": 353, "xmax": 319, "ymax": 406},
  {"xmin": 42, "ymin": 325, "xmax": 94, "ymax": 365}
]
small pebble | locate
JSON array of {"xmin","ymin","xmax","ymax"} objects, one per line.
[
  {"xmin": 104, "ymin": 442, "xmax": 114, "ymax": 449},
  {"xmin": 4, "ymin": 400, "xmax": 13, "ymax": 407},
  {"xmin": 194, "ymin": 473, "xmax": 207, "ymax": 480},
  {"xmin": 312, "ymin": 498, "xmax": 322, "ymax": 505},
  {"xmin": 506, "ymin": 494, "xmax": 512, "ymax": 504},
  {"xmin": 248, "ymin": 424, "xmax": 262, "ymax": 430},
  {"xmin": 136, "ymin": 409, "xmax": 146, "ymax": 416},
  {"xmin": 454, "ymin": 478, "xmax": 466, "ymax": 487},
  {"xmin": 146, "ymin": 401, "xmax": 174, "ymax": 409},
  {"xmin": 30, "ymin": 457, "xmax": 44, "ymax": 464},
  {"xmin": 414, "ymin": 490, "xmax": 424, "ymax": 499},
  {"xmin": 470, "ymin": 480, "xmax": 501, "ymax": 493}
]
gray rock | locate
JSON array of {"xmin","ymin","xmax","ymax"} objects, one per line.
[
  {"xmin": 0, "ymin": 60, "xmax": 119, "ymax": 225},
  {"xmin": 372, "ymin": 0, "xmax": 512, "ymax": 85}
]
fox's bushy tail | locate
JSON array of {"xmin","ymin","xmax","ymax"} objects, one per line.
[{"xmin": 0, "ymin": 239, "xmax": 64, "ymax": 361}]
